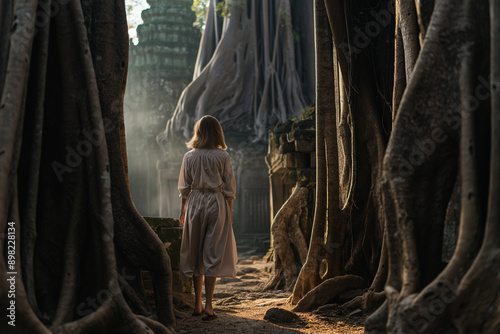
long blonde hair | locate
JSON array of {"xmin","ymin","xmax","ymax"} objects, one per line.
[{"xmin": 186, "ymin": 115, "xmax": 227, "ymax": 150}]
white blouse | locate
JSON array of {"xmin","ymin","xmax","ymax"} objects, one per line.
[{"xmin": 178, "ymin": 148, "xmax": 236, "ymax": 200}]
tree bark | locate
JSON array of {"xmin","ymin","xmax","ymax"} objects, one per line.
[
  {"xmin": 291, "ymin": 0, "xmax": 393, "ymax": 307},
  {"xmin": 364, "ymin": 0, "xmax": 500, "ymax": 332},
  {"xmin": 265, "ymin": 184, "xmax": 313, "ymax": 291},
  {"xmin": 0, "ymin": 0, "xmax": 175, "ymax": 333},
  {"xmin": 290, "ymin": 1, "xmax": 500, "ymax": 332},
  {"xmin": 290, "ymin": 0, "xmax": 331, "ymax": 304}
]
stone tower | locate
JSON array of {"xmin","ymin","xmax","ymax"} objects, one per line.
[{"xmin": 124, "ymin": 0, "xmax": 200, "ymax": 216}]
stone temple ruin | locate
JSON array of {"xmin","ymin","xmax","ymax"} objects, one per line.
[
  {"xmin": 125, "ymin": 0, "xmax": 272, "ymax": 246},
  {"xmin": 124, "ymin": 1, "xmax": 320, "ymax": 255},
  {"xmin": 266, "ymin": 106, "xmax": 316, "ymax": 228},
  {"xmin": 124, "ymin": 0, "xmax": 200, "ymax": 216}
]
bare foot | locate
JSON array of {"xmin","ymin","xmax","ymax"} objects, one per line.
[
  {"xmin": 193, "ymin": 302, "xmax": 203, "ymax": 315},
  {"xmin": 204, "ymin": 305, "xmax": 214, "ymax": 316}
]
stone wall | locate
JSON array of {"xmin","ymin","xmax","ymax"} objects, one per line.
[
  {"xmin": 266, "ymin": 106, "xmax": 316, "ymax": 223},
  {"xmin": 142, "ymin": 216, "xmax": 191, "ymax": 294}
]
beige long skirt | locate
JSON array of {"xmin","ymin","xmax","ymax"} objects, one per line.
[{"xmin": 179, "ymin": 190, "xmax": 237, "ymax": 279}]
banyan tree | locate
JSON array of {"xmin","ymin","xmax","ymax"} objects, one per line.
[
  {"xmin": 1, "ymin": 0, "xmax": 175, "ymax": 332},
  {"xmin": 2, "ymin": 0, "xmax": 500, "ymax": 333},
  {"xmin": 282, "ymin": 0, "xmax": 500, "ymax": 333},
  {"xmin": 157, "ymin": 0, "xmax": 315, "ymax": 153},
  {"xmin": 156, "ymin": 0, "xmax": 316, "ymax": 238}
]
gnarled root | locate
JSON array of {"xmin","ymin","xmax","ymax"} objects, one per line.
[
  {"xmin": 264, "ymin": 184, "xmax": 312, "ymax": 291},
  {"xmin": 292, "ymin": 275, "xmax": 368, "ymax": 312}
]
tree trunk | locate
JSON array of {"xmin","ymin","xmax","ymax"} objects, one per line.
[
  {"xmin": 157, "ymin": 0, "xmax": 315, "ymax": 156},
  {"xmin": 290, "ymin": 0, "xmax": 393, "ymax": 309},
  {"xmin": 264, "ymin": 183, "xmax": 313, "ymax": 291},
  {"xmin": 290, "ymin": 0, "xmax": 331, "ymax": 304},
  {"xmin": 290, "ymin": 1, "xmax": 500, "ymax": 332},
  {"xmin": 0, "ymin": 1, "xmax": 174, "ymax": 333}
]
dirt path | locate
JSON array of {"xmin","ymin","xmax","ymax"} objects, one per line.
[{"xmin": 173, "ymin": 259, "xmax": 366, "ymax": 334}]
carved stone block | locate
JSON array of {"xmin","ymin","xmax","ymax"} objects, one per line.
[{"xmin": 294, "ymin": 139, "xmax": 315, "ymax": 152}]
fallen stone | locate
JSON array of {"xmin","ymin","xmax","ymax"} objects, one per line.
[
  {"xmin": 238, "ymin": 259, "xmax": 253, "ymax": 265},
  {"xmin": 264, "ymin": 307, "xmax": 302, "ymax": 324},
  {"xmin": 250, "ymin": 255, "xmax": 261, "ymax": 262}
]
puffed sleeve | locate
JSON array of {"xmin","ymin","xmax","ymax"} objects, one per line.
[
  {"xmin": 178, "ymin": 154, "xmax": 192, "ymax": 198},
  {"xmin": 222, "ymin": 153, "xmax": 236, "ymax": 200}
]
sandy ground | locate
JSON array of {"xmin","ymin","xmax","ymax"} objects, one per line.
[{"xmin": 172, "ymin": 259, "xmax": 366, "ymax": 334}]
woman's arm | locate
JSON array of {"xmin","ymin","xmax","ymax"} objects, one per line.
[
  {"xmin": 180, "ymin": 197, "xmax": 187, "ymax": 226},
  {"xmin": 222, "ymin": 154, "xmax": 236, "ymax": 225},
  {"xmin": 178, "ymin": 154, "xmax": 191, "ymax": 226},
  {"xmin": 227, "ymin": 199, "xmax": 233, "ymax": 224}
]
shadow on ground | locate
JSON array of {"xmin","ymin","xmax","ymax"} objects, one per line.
[{"xmin": 176, "ymin": 311, "xmax": 304, "ymax": 334}]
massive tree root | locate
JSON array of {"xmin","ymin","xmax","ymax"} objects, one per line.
[
  {"xmin": 292, "ymin": 275, "xmax": 368, "ymax": 313},
  {"xmin": 287, "ymin": 1, "xmax": 500, "ymax": 332},
  {"xmin": 0, "ymin": 0, "xmax": 174, "ymax": 333},
  {"xmin": 364, "ymin": 0, "xmax": 500, "ymax": 332},
  {"xmin": 264, "ymin": 184, "xmax": 313, "ymax": 291},
  {"xmin": 291, "ymin": 0, "xmax": 392, "ymax": 307},
  {"xmin": 158, "ymin": 0, "xmax": 315, "ymax": 154}
]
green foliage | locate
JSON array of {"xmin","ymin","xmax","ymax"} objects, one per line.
[
  {"xmin": 300, "ymin": 104, "xmax": 315, "ymax": 120},
  {"xmin": 216, "ymin": 0, "xmax": 246, "ymax": 18},
  {"xmin": 279, "ymin": 8, "xmax": 292, "ymax": 28},
  {"xmin": 192, "ymin": 0, "xmax": 210, "ymax": 31},
  {"xmin": 215, "ymin": 0, "xmax": 226, "ymax": 15},
  {"xmin": 192, "ymin": 0, "xmax": 245, "ymax": 32}
]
